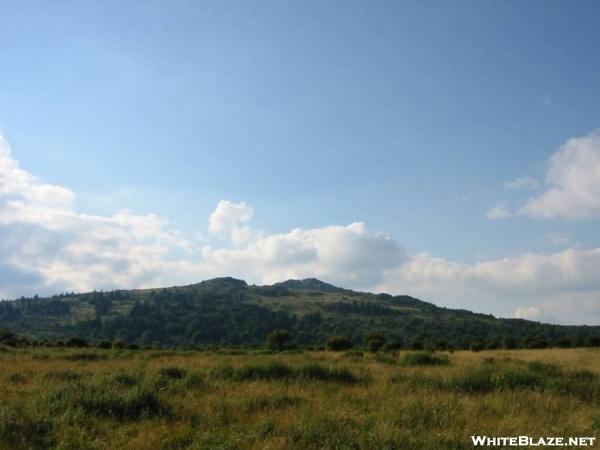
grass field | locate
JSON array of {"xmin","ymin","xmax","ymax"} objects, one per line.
[{"xmin": 1, "ymin": 347, "xmax": 599, "ymax": 449}]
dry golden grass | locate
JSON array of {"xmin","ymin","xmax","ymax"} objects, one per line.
[{"xmin": 1, "ymin": 347, "xmax": 599, "ymax": 449}]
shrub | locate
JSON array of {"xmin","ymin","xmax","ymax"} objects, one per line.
[
  {"xmin": 410, "ymin": 341, "xmax": 424, "ymax": 350},
  {"xmin": 503, "ymin": 337, "xmax": 519, "ymax": 349},
  {"xmin": 588, "ymin": 336, "xmax": 600, "ymax": 347},
  {"xmin": 495, "ymin": 367, "xmax": 541, "ymax": 390},
  {"xmin": 211, "ymin": 362, "xmax": 358, "ymax": 383},
  {"xmin": 469, "ymin": 340, "xmax": 485, "ymax": 352},
  {"xmin": 182, "ymin": 372, "xmax": 205, "ymax": 389},
  {"xmin": 383, "ymin": 341, "xmax": 404, "ymax": 352},
  {"xmin": 402, "ymin": 352, "xmax": 449, "ymax": 366},
  {"xmin": 7, "ymin": 373, "xmax": 27, "ymax": 384},
  {"xmin": 111, "ymin": 372, "xmax": 140, "ymax": 387},
  {"xmin": 0, "ymin": 406, "xmax": 54, "ymax": 449},
  {"xmin": 159, "ymin": 366, "xmax": 188, "ymax": 380},
  {"xmin": 266, "ymin": 330, "xmax": 293, "ymax": 351},
  {"xmin": 65, "ymin": 337, "xmax": 88, "ymax": 348},
  {"xmin": 63, "ymin": 352, "xmax": 106, "ymax": 361},
  {"xmin": 375, "ymin": 353, "xmax": 398, "ymax": 365},
  {"xmin": 212, "ymin": 362, "xmax": 292, "ymax": 381},
  {"xmin": 48, "ymin": 382, "xmax": 173, "ymax": 421},
  {"xmin": 449, "ymin": 367, "xmax": 494, "ymax": 393},
  {"xmin": 96, "ymin": 340, "xmax": 113, "ymax": 349},
  {"xmin": 365, "ymin": 332, "xmax": 386, "ymax": 352},
  {"xmin": 343, "ymin": 349, "xmax": 364, "ymax": 359},
  {"xmin": 326, "ymin": 336, "xmax": 354, "ymax": 351},
  {"xmin": 0, "ymin": 330, "xmax": 30, "ymax": 347},
  {"xmin": 295, "ymin": 363, "xmax": 358, "ymax": 383}
]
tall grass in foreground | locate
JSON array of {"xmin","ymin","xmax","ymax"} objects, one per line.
[{"xmin": 1, "ymin": 348, "xmax": 600, "ymax": 449}]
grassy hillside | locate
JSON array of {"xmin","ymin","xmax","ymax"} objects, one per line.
[
  {"xmin": 1, "ymin": 347, "xmax": 600, "ymax": 449},
  {"xmin": 1, "ymin": 277, "xmax": 599, "ymax": 349}
]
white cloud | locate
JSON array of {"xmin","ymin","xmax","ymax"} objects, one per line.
[
  {"xmin": 514, "ymin": 306, "xmax": 541, "ymax": 320},
  {"xmin": 201, "ymin": 222, "xmax": 405, "ymax": 289},
  {"xmin": 493, "ymin": 131, "xmax": 600, "ymax": 221},
  {"xmin": 0, "ymin": 136, "xmax": 404, "ymax": 297},
  {"xmin": 208, "ymin": 199, "xmax": 256, "ymax": 245},
  {"xmin": 486, "ymin": 204, "xmax": 511, "ymax": 220},
  {"xmin": 377, "ymin": 247, "xmax": 600, "ymax": 324},
  {"xmin": 519, "ymin": 131, "xmax": 600, "ymax": 219},
  {"xmin": 504, "ymin": 177, "xmax": 539, "ymax": 191},
  {"xmin": 545, "ymin": 231, "xmax": 570, "ymax": 246},
  {"xmin": 0, "ymin": 136, "xmax": 200, "ymax": 298}
]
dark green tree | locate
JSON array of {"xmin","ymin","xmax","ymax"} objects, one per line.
[
  {"xmin": 326, "ymin": 335, "xmax": 354, "ymax": 351},
  {"xmin": 267, "ymin": 329, "xmax": 292, "ymax": 351},
  {"xmin": 365, "ymin": 332, "xmax": 386, "ymax": 352}
]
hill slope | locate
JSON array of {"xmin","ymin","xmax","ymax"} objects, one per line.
[{"xmin": 1, "ymin": 278, "xmax": 598, "ymax": 348}]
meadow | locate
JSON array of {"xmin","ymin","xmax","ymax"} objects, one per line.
[{"xmin": 1, "ymin": 347, "xmax": 599, "ymax": 449}]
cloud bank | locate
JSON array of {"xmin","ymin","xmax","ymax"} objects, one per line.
[
  {"xmin": 1, "ymin": 134, "xmax": 600, "ymax": 324},
  {"xmin": 489, "ymin": 131, "xmax": 600, "ymax": 220}
]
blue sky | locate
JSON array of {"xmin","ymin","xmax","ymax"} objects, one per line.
[{"xmin": 1, "ymin": 1, "xmax": 600, "ymax": 324}]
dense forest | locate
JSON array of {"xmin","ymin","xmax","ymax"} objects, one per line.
[{"xmin": 1, "ymin": 277, "xmax": 599, "ymax": 350}]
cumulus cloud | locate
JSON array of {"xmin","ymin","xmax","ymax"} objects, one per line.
[
  {"xmin": 376, "ymin": 248, "xmax": 600, "ymax": 324},
  {"xmin": 201, "ymin": 222, "xmax": 405, "ymax": 289},
  {"xmin": 208, "ymin": 199, "xmax": 256, "ymax": 245},
  {"xmin": 491, "ymin": 131, "xmax": 600, "ymax": 221},
  {"xmin": 0, "ymin": 136, "xmax": 200, "ymax": 298},
  {"xmin": 504, "ymin": 177, "xmax": 539, "ymax": 191},
  {"xmin": 514, "ymin": 306, "xmax": 541, "ymax": 320},
  {"xmin": 486, "ymin": 204, "xmax": 511, "ymax": 220},
  {"xmin": 519, "ymin": 131, "xmax": 600, "ymax": 219},
  {"xmin": 0, "ymin": 135, "xmax": 404, "ymax": 297}
]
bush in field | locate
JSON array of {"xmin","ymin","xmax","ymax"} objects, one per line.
[
  {"xmin": 159, "ymin": 366, "xmax": 188, "ymax": 379},
  {"xmin": 0, "ymin": 406, "xmax": 53, "ymax": 449},
  {"xmin": 374, "ymin": 353, "xmax": 398, "ymax": 365},
  {"xmin": 449, "ymin": 366, "xmax": 494, "ymax": 393},
  {"xmin": 402, "ymin": 352, "xmax": 449, "ymax": 366},
  {"xmin": 48, "ymin": 381, "xmax": 173, "ymax": 421},
  {"xmin": 588, "ymin": 336, "xmax": 600, "ymax": 347},
  {"xmin": 216, "ymin": 362, "xmax": 292, "ymax": 381},
  {"xmin": 503, "ymin": 337, "xmax": 519, "ymax": 349},
  {"xmin": 296, "ymin": 363, "xmax": 358, "ymax": 383},
  {"xmin": 63, "ymin": 352, "xmax": 107, "ymax": 361},
  {"xmin": 469, "ymin": 340, "xmax": 485, "ymax": 352},
  {"xmin": 326, "ymin": 336, "xmax": 354, "ymax": 351},
  {"xmin": 65, "ymin": 337, "xmax": 88, "ymax": 348},
  {"xmin": 554, "ymin": 338, "xmax": 572, "ymax": 348},
  {"xmin": 0, "ymin": 330, "xmax": 31, "ymax": 348},
  {"xmin": 7, "ymin": 373, "xmax": 27, "ymax": 384},
  {"xmin": 111, "ymin": 372, "xmax": 140, "ymax": 387},
  {"xmin": 382, "ymin": 340, "xmax": 404, "ymax": 352},
  {"xmin": 365, "ymin": 332, "xmax": 386, "ymax": 352},
  {"xmin": 410, "ymin": 341, "xmax": 424, "ymax": 350},
  {"xmin": 266, "ymin": 330, "xmax": 292, "ymax": 351},
  {"xmin": 211, "ymin": 362, "xmax": 358, "ymax": 383},
  {"xmin": 401, "ymin": 359, "xmax": 600, "ymax": 403},
  {"xmin": 95, "ymin": 340, "xmax": 113, "ymax": 349}
]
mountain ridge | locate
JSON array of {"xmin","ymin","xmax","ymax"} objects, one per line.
[{"xmin": 1, "ymin": 277, "xmax": 598, "ymax": 349}]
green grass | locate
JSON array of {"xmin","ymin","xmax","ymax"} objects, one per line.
[
  {"xmin": 1, "ymin": 347, "xmax": 600, "ymax": 449},
  {"xmin": 211, "ymin": 361, "xmax": 359, "ymax": 383}
]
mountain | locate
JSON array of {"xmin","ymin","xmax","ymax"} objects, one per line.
[{"xmin": 0, "ymin": 278, "xmax": 598, "ymax": 349}]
